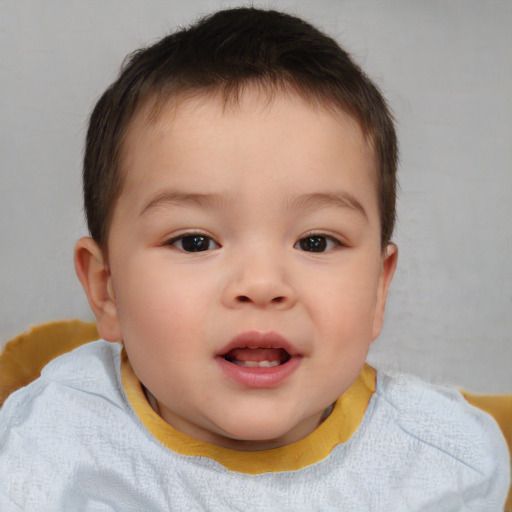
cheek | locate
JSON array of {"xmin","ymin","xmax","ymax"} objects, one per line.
[
  {"xmin": 112, "ymin": 255, "xmax": 215, "ymax": 348},
  {"xmin": 112, "ymin": 258, "xmax": 217, "ymax": 394},
  {"xmin": 307, "ymin": 267, "xmax": 381, "ymax": 394},
  {"xmin": 306, "ymin": 262, "xmax": 381, "ymax": 331}
]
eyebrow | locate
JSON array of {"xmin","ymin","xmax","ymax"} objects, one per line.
[
  {"xmin": 285, "ymin": 192, "xmax": 368, "ymax": 221},
  {"xmin": 140, "ymin": 190, "xmax": 230, "ymax": 216},
  {"xmin": 140, "ymin": 189, "xmax": 368, "ymax": 220}
]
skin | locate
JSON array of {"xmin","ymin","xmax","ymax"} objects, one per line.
[{"xmin": 75, "ymin": 87, "xmax": 397, "ymax": 451}]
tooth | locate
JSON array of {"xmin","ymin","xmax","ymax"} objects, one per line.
[
  {"xmin": 258, "ymin": 360, "xmax": 280, "ymax": 367},
  {"xmin": 233, "ymin": 360, "xmax": 280, "ymax": 368}
]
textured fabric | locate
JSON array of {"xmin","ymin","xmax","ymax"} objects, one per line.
[
  {"xmin": 0, "ymin": 320, "xmax": 99, "ymax": 406},
  {"xmin": 0, "ymin": 341, "xmax": 509, "ymax": 511}
]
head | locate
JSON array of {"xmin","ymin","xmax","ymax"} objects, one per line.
[
  {"xmin": 75, "ymin": 7, "xmax": 398, "ymax": 450},
  {"xmin": 83, "ymin": 7, "xmax": 397, "ymax": 251}
]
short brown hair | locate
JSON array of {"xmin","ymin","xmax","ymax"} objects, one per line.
[{"xmin": 83, "ymin": 7, "xmax": 398, "ymax": 249}]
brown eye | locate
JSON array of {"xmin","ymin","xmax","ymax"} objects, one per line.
[
  {"xmin": 295, "ymin": 235, "xmax": 340, "ymax": 253},
  {"xmin": 171, "ymin": 235, "xmax": 219, "ymax": 252}
]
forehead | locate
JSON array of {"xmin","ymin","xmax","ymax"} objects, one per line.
[
  {"xmin": 123, "ymin": 86, "xmax": 376, "ymax": 168},
  {"xmin": 117, "ymin": 87, "xmax": 378, "ymax": 218}
]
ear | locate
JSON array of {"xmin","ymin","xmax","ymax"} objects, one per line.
[
  {"xmin": 371, "ymin": 243, "xmax": 398, "ymax": 340},
  {"xmin": 74, "ymin": 237, "xmax": 123, "ymax": 342}
]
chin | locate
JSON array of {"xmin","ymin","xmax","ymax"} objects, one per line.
[{"xmin": 214, "ymin": 418, "xmax": 304, "ymax": 451}]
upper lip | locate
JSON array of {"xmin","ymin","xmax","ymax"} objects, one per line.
[{"xmin": 216, "ymin": 331, "xmax": 300, "ymax": 357}]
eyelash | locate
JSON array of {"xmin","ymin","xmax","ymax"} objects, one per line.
[
  {"xmin": 164, "ymin": 232, "xmax": 344, "ymax": 253},
  {"xmin": 164, "ymin": 232, "xmax": 220, "ymax": 253},
  {"xmin": 294, "ymin": 233, "xmax": 343, "ymax": 253}
]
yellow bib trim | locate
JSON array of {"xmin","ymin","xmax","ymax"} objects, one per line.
[{"xmin": 121, "ymin": 349, "xmax": 375, "ymax": 474}]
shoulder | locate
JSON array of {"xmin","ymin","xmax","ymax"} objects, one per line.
[
  {"xmin": 1, "ymin": 339, "xmax": 125, "ymax": 422},
  {"xmin": 0, "ymin": 341, "xmax": 138, "ymax": 508},
  {"xmin": 374, "ymin": 370, "xmax": 508, "ymax": 462},
  {"xmin": 40, "ymin": 338, "xmax": 122, "ymax": 380},
  {"xmin": 367, "ymin": 369, "xmax": 510, "ymax": 505},
  {"xmin": 46, "ymin": 339, "xmax": 122, "ymax": 392}
]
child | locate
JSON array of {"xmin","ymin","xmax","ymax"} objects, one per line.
[{"xmin": 0, "ymin": 7, "xmax": 509, "ymax": 511}]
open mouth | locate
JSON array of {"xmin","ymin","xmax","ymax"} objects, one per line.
[
  {"xmin": 217, "ymin": 332, "xmax": 301, "ymax": 387},
  {"xmin": 223, "ymin": 347, "xmax": 291, "ymax": 368}
]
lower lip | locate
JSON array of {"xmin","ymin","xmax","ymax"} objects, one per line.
[{"xmin": 216, "ymin": 356, "xmax": 302, "ymax": 388}]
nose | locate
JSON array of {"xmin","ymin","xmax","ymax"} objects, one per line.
[{"xmin": 221, "ymin": 250, "xmax": 298, "ymax": 310}]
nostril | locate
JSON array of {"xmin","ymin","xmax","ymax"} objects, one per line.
[{"xmin": 235, "ymin": 295, "xmax": 286, "ymax": 304}]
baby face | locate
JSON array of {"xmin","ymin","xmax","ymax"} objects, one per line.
[{"xmin": 101, "ymin": 87, "xmax": 396, "ymax": 450}]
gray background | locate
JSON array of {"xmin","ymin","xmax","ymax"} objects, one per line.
[{"xmin": 1, "ymin": 0, "xmax": 511, "ymax": 393}]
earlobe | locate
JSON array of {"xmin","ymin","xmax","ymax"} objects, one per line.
[
  {"xmin": 371, "ymin": 243, "xmax": 398, "ymax": 340},
  {"xmin": 74, "ymin": 237, "xmax": 123, "ymax": 342}
]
